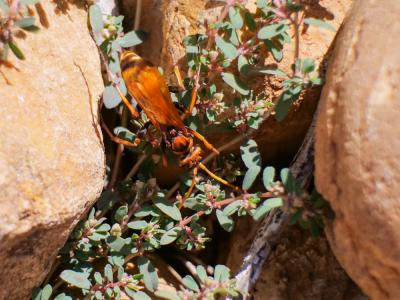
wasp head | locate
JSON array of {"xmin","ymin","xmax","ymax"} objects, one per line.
[{"xmin": 169, "ymin": 129, "xmax": 193, "ymax": 156}]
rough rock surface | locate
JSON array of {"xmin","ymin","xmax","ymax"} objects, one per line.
[
  {"xmin": 225, "ymin": 217, "xmax": 367, "ymax": 299},
  {"xmin": 0, "ymin": 1, "xmax": 105, "ymax": 299},
  {"xmin": 315, "ymin": 1, "xmax": 400, "ymax": 299}
]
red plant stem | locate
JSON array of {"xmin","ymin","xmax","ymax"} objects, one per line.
[{"xmin": 180, "ymin": 191, "xmax": 274, "ymax": 226}]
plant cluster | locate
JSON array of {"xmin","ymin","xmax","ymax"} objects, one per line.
[
  {"xmin": 0, "ymin": 0, "xmax": 40, "ymax": 60},
  {"xmin": 33, "ymin": 0, "xmax": 335, "ymax": 299}
]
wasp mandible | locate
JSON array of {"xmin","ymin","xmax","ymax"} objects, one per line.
[{"xmin": 104, "ymin": 50, "xmax": 240, "ymax": 199}]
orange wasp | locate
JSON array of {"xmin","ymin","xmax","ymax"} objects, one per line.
[{"xmin": 103, "ymin": 50, "xmax": 240, "ymax": 199}]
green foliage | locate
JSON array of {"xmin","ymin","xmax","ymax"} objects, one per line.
[
  {"xmin": 0, "ymin": 0, "xmax": 40, "ymax": 60},
  {"xmin": 33, "ymin": 1, "xmax": 335, "ymax": 299},
  {"xmin": 155, "ymin": 264, "xmax": 240, "ymax": 299}
]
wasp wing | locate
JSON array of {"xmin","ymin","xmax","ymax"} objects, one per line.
[{"xmin": 121, "ymin": 51, "xmax": 185, "ymax": 130}]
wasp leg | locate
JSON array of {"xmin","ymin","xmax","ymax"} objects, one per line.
[
  {"xmin": 101, "ymin": 120, "xmax": 141, "ymax": 147},
  {"xmin": 115, "ymin": 84, "xmax": 140, "ymax": 119},
  {"xmin": 180, "ymin": 167, "xmax": 198, "ymax": 209},
  {"xmin": 180, "ymin": 85, "xmax": 198, "ymax": 120},
  {"xmin": 175, "ymin": 66, "xmax": 199, "ymax": 120},
  {"xmin": 198, "ymin": 162, "xmax": 241, "ymax": 193},
  {"xmin": 173, "ymin": 66, "xmax": 185, "ymax": 91},
  {"xmin": 187, "ymin": 128, "xmax": 219, "ymax": 155}
]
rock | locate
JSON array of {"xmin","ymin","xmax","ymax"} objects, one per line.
[
  {"xmin": 0, "ymin": 1, "xmax": 105, "ymax": 299},
  {"xmin": 226, "ymin": 217, "xmax": 367, "ymax": 299},
  {"xmin": 315, "ymin": 0, "xmax": 400, "ymax": 298}
]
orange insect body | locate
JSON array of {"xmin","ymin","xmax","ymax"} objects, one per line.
[
  {"xmin": 118, "ymin": 50, "xmax": 239, "ymax": 198},
  {"xmin": 120, "ymin": 51, "xmax": 185, "ymax": 131}
]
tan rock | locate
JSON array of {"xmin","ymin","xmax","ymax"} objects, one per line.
[
  {"xmin": 225, "ymin": 217, "xmax": 367, "ymax": 299},
  {"xmin": 315, "ymin": 0, "xmax": 400, "ymax": 298},
  {"xmin": 0, "ymin": 1, "xmax": 105, "ymax": 299}
]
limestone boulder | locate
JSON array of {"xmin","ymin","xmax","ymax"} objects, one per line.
[
  {"xmin": 315, "ymin": 0, "xmax": 400, "ymax": 298},
  {"xmin": 0, "ymin": 1, "xmax": 105, "ymax": 299}
]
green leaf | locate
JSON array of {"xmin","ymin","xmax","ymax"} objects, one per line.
[
  {"xmin": 9, "ymin": 42, "xmax": 25, "ymax": 60},
  {"xmin": 128, "ymin": 220, "xmax": 148, "ymax": 230},
  {"xmin": 252, "ymin": 198, "xmax": 283, "ymax": 221},
  {"xmin": 60, "ymin": 270, "xmax": 92, "ymax": 290},
  {"xmin": 137, "ymin": 257, "xmax": 158, "ymax": 292},
  {"xmin": 221, "ymin": 72, "xmax": 249, "ymax": 95},
  {"xmin": 53, "ymin": 294, "xmax": 72, "ymax": 300},
  {"xmin": 134, "ymin": 204, "xmax": 153, "ymax": 217},
  {"xmin": 160, "ymin": 227, "xmax": 181, "ymax": 245},
  {"xmin": 257, "ymin": 67, "xmax": 287, "ymax": 77},
  {"xmin": 89, "ymin": 5, "xmax": 103, "ymax": 32},
  {"xmin": 275, "ymin": 97, "xmax": 291, "ymax": 121},
  {"xmin": 263, "ymin": 166, "xmax": 275, "ymax": 190},
  {"xmin": 153, "ymin": 198, "xmax": 182, "ymax": 221},
  {"xmin": 280, "ymin": 168, "xmax": 301, "ymax": 195},
  {"xmin": 264, "ymin": 40, "xmax": 283, "ymax": 62},
  {"xmin": 20, "ymin": 0, "xmax": 39, "ymax": 4},
  {"xmin": 304, "ymin": 18, "xmax": 335, "ymax": 32},
  {"xmin": 275, "ymin": 88, "xmax": 301, "ymax": 121},
  {"xmin": 302, "ymin": 58, "xmax": 315, "ymax": 74},
  {"xmin": 132, "ymin": 291, "xmax": 152, "ymax": 300},
  {"xmin": 21, "ymin": 25, "xmax": 40, "ymax": 32},
  {"xmin": 109, "ymin": 50, "xmax": 120, "ymax": 73},
  {"xmin": 94, "ymin": 291, "xmax": 102, "ymax": 300},
  {"xmin": 105, "ymin": 288, "xmax": 112, "ymax": 298},
  {"xmin": 96, "ymin": 223, "xmax": 111, "ymax": 232},
  {"xmin": 110, "ymin": 255, "xmax": 125, "ymax": 268},
  {"xmin": 242, "ymin": 166, "xmax": 261, "ymax": 190},
  {"xmin": 107, "ymin": 236, "xmax": 127, "ymax": 252},
  {"xmin": 258, "ymin": 23, "xmax": 289, "ymax": 40},
  {"xmin": 88, "ymin": 231, "xmax": 107, "ymax": 241},
  {"xmin": 114, "ymin": 286, "xmax": 121, "ymax": 299},
  {"xmin": 229, "ymin": 6, "xmax": 243, "ymax": 29},
  {"xmin": 244, "ymin": 11, "xmax": 256, "ymax": 31},
  {"xmin": 214, "ymin": 265, "xmax": 230, "ymax": 282},
  {"xmin": 104, "ymin": 264, "xmax": 113, "ymax": 282},
  {"xmin": 182, "ymin": 275, "xmax": 199, "ymax": 292},
  {"xmin": 310, "ymin": 77, "xmax": 323, "ymax": 85},
  {"xmin": 114, "ymin": 205, "xmax": 128, "ymax": 222},
  {"xmin": 196, "ymin": 265, "xmax": 208, "ymax": 282},
  {"xmin": 103, "ymin": 85, "xmax": 121, "ymax": 109},
  {"xmin": 216, "ymin": 209, "xmax": 234, "ymax": 232},
  {"xmin": 222, "ymin": 200, "xmax": 242, "ymax": 216},
  {"xmin": 118, "ymin": 30, "xmax": 146, "ymax": 48},
  {"xmin": 227, "ymin": 23, "xmax": 240, "ymax": 46},
  {"xmin": 240, "ymin": 139, "xmax": 261, "ymax": 169},
  {"xmin": 94, "ymin": 272, "xmax": 103, "ymax": 284},
  {"xmin": 154, "ymin": 290, "xmax": 180, "ymax": 300},
  {"xmin": 215, "ymin": 36, "xmax": 238, "ymax": 59},
  {"xmin": 238, "ymin": 55, "xmax": 250, "ymax": 75},
  {"xmin": 32, "ymin": 284, "xmax": 52, "ymax": 300},
  {"xmin": 256, "ymin": 0, "xmax": 268, "ymax": 8},
  {"xmin": 15, "ymin": 17, "xmax": 36, "ymax": 28}
]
